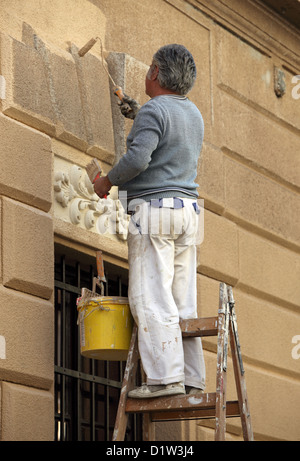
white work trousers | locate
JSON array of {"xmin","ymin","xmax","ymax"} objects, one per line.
[{"xmin": 127, "ymin": 199, "xmax": 205, "ymax": 389}]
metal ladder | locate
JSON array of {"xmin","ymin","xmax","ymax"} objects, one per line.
[{"xmin": 113, "ymin": 283, "xmax": 254, "ymax": 441}]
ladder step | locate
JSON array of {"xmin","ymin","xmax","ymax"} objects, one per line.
[
  {"xmin": 180, "ymin": 317, "xmax": 218, "ymax": 337},
  {"xmin": 125, "ymin": 392, "xmax": 240, "ymax": 422}
]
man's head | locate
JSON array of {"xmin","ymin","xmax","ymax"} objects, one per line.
[{"xmin": 146, "ymin": 44, "xmax": 197, "ymax": 97}]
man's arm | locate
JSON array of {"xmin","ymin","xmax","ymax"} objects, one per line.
[{"xmin": 108, "ymin": 102, "xmax": 163, "ymax": 186}]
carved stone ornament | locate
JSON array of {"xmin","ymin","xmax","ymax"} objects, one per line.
[{"xmin": 54, "ymin": 165, "xmax": 130, "ymax": 240}]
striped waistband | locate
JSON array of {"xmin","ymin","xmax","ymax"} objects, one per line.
[{"xmin": 149, "ymin": 197, "xmax": 200, "ymax": 214}]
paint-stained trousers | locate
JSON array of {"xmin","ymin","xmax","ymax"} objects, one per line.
[{"xmin": 127, "ymin": 199, "xmax": 206, "ymax": 389}]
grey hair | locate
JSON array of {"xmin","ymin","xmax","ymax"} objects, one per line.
[{"xmin": 152, "ymin": 44, "xmax": 197, "ymax": 95}]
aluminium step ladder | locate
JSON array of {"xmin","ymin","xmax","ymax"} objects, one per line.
[{"xmin": 113, "ymin": 283, "xmax": 254, "ymax": 441}]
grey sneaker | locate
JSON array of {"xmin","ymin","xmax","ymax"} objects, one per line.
[
  {"xmin": 128, "ymin": 382, "xmax": 185, "ymax": 399},
  {"xmin": 185, "ymin": 386, "xmax": 204, "ymax": 395}
]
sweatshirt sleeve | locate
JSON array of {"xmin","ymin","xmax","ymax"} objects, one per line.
[{"xmin": 107, "ymin": 101, "xmax": 164, "ymax": 186}]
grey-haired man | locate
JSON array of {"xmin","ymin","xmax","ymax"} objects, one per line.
[{"xmin": 94, "ymin": 44, "xmax": 205, "ymax": 398}]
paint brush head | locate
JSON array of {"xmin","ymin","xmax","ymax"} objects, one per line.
[{"xmin": 86, "ymin": 158, "xmax": 102, "ymax": 183}]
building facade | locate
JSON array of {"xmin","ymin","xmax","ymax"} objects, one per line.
[{"xmin": 0, "ymin": 0, "xmax": 299, "ymax": 441}]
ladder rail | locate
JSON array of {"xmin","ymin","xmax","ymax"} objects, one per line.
[
  {"xmin": 215, "ymin": 283, "xmax": 229, "ymax": 441},
  {"xmin": 112, "ymin": 324, "xmax": 139, "ymax": 441},
  {"xmin": 229, "ymin": 319, "xmax": 254, "ymax": 441}
]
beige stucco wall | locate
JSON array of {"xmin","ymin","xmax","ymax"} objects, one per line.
[{"xmin": 0, "ymin": 0, "xmax": 299, "ymax": 441}]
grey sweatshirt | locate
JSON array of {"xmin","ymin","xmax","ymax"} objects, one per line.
[{"xmin": 108, "ymin": 94, "xmax": 204, "ymax": 203}]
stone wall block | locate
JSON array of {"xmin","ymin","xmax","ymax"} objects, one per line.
[
  {"xmin": 197, "ymin": 143, "xmax": 225, "ymax": 214},
  {"xmin": 0, "ymin": 32, "xmax": 57, "ymax": 136},
  {"xmin": 0, "ymin": 286, "xmax": 53, "ymax": 389},
  {"xmin": 224, "ymin": 156, "xmax": 300, "ymax": 248},
  {"xmin": 0, "ymin": 382, "xmax": 53, "ymax": 441},
  {"xmin": 107, "ymin": 52, "xmax": 149, "ymax": 164},
  {"xmin": 238, "ymin": 229, "xmax": 300, "ymax": 309},
  {"xmin": 106, "ymin": 52, "xmax": 127, "ymax": 164},
  {"xmin": 71, "ymin": 44, "xmax": 115, "ymax": 164},
  {"xmin": 2, "ymin": 197, "xmax": 53, "ymax": 300},
  {"xmin": 197, "ymin": 274, "xmax": 220, "ymax": 319},
  {"xmin": 197, "ymin": 210, "xmax": 239, "ymax": 285},
  {"xmin": 48, "ymin": 50, "xmax": 88, "ymax": 151},
  {"xmin": 216, "ymin": 27, "xmax": 300, "ymax": 132},
  {"xmin": 246, "ymin": 367, "xmax": 300, "ymax": 441},
  {"xmin": 215, "ymin": 92, "xmax": 300, "ymax": 191},
  {"xmin": 233, "ymin": 290, "xmax": 300, "ymax": 376},
  {"xmin": 0, "ymin": 113, "xmax": 52, "ymax": 212}
]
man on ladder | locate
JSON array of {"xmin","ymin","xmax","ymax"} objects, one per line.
[{"xmin": 93, "ymin": 44, "xmax": 206, "ymax": 398}]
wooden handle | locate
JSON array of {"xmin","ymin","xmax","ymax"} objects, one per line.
[
  {"xmin": 96, "ymin": 251, "xmax": 106, "ymax": 281},
  {"xmin": 114, "ymin": 86, "xmax": 132, "ymax": 114},
  {"xmin": 113, "ymin": 86, "xmax": 125, "ymax": 101}
]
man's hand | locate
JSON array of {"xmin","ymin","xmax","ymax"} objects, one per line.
[
  {"xmin": 119, "ymin": 94, "xmax": 141, "ymax": 120},
  {"xmin": 93, "ymin": 175, "xmax": 112, "ymax": 199}
]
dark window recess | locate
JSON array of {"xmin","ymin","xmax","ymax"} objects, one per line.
[{"xmin": 54, "ymin": 249, "xmax": 142, "ymax": 441}]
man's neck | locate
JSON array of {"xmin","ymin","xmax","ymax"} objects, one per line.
[
  {"xmin": 155, "ymin": 88, "xmax": 180, "ymax": 96},
  {"xmin": 147, "ymin": 81, "xmax": 181, "ymax": 98}
]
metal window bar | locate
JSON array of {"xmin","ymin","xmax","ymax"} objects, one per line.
[{"xmin": 54, "ymin": 252, "xmax": 142, "ymax": 441}]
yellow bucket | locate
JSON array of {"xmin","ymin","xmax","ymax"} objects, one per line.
[{"xmin": 77, "ymin": 291, "xmax": 133, "ymax": 361}]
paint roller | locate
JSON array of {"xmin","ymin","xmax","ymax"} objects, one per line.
[{"xmin": 78, "ymin": 36, "xmax": 129, "ymax": 107}]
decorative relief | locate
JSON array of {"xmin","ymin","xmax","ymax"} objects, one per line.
[{"xmin": 54, "ymin": 165, "xmax": 130, "ymax": 240}]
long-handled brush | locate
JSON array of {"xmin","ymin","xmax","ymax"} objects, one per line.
[
  {"xmin": 78, "ymin": 36, "xmax": 130, "ymax": 111},
  {"xmin": 79, "ymin": 37, "xmax": 131, "ymax": 198}
]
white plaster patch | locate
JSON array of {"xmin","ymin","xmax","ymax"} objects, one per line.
[
  {"xmin": 0, "ymin": 75, "xmax": 6, "ymax": 99},
  {"xmin": 261, "ymin": 70, "xmax": 271, "ymax": 87},
  {"xmin": 0, "ymin": 335, "xmax": 6, "ymax": 359}
]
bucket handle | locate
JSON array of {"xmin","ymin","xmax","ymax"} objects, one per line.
[
  {"xmin": 92, "ymin": 251, "xmax": 106, "ymax": 295},
  {"xmin": 77, "ymin": 302, "xmax": 116, "ymax": 324}
]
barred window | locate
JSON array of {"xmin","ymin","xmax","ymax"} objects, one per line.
[{"xmin": 54, "ymin": 246, "xmax": 142, "ymax": 441}]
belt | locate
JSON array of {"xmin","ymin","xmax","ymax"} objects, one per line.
[
  {"xmin": 150, "ymin": 197, "xmax": 184, "ymax": 209},
  {"xmin": 150, "ymin": 197, "xmax": 200, "ymax": 214}
]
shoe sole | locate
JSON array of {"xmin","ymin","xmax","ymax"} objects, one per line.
[{"xmin": 128, "ymin": 388, "xmax": 186, "ymax": 399}]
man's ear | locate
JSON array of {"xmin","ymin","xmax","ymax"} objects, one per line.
[
  {"xmin": 148, "ymin": 64, "xmax": 159, "ymax": 81},
  {"xmin": 152, "ymin": 65, "xmax": 159, "ymax": 80}
]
